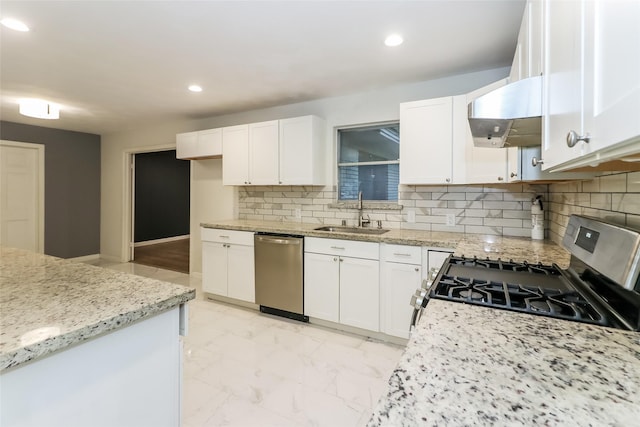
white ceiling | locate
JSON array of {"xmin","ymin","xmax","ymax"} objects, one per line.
[{"xmin": 0, "ymin": 0, "xmax": 525, "ymax": 135}]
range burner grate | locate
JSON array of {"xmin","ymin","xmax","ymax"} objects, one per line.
[
  {"xmin": 431, "ymin": 274, "xmax": 607, "ymax": 326},
  {"xmin": 451, "ymin": 256, "xmax": 561, "ymax": 276}
]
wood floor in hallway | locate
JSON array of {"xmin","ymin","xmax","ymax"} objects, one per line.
[{"xmin": 134, "ymin": 238, "xmax": 189, "ymax": 273}]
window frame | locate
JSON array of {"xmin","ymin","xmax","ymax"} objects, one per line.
[{"xmin": 336, "ymin": 121, "xmax": 400, "ymax": 202}]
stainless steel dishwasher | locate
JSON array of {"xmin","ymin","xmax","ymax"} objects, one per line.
[{"xmin": 254, "ymin": 233, "xmax": 307, "ymax": 322}]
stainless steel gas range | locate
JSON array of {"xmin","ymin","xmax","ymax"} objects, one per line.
[{"xmin": 411, "ymin": 215, "xmax": 640, "ymax": 332}]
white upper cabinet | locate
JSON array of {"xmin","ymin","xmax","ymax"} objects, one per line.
[
  {"xmin": 222, "ymin": 115, "xmax": 326, "ymax": 186},
  {"xmin": 279, "ymin": 115, "xmax": 325, "ymax": 185},
  {"xmin": 510, "ymin": 0, "xmax": 544, "ymax": 83},
  {"xmin": 176, "ymin": 128, "xmax": 222, "ymax": 159},
  {"xmin": 543, "ymin": 0, "xmax": 640, "ymax": 171},
  {"xmin": 222, "ymin": 124, "xmax": 250, "ymax": 185},
  {"xmin": 248, "ymin": 120, "xmax": 280, "ymax": 185},
  {"xmin": 399, "ymin": 97, "xmax": 453, "ymax": 185}
]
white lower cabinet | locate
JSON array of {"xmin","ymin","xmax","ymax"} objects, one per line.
[
  {"xmin": 201, "ymin": 228, "xmax": 255, "ymax": 303},
  {"xmin": 304, "ymin": 237, "xmax": 379, "ymax": 332},
  {"xmin": 303, "ymin": 252, "xmax": 340, "ymax": 322},
  {"xmin": 381, "ymin": 244, "xmax": 422, "ymax": 339}
]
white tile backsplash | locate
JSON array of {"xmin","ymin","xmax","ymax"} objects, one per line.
[{"xmin": 238, "ymin": 183, "xmax": 547, "ymax": 236}]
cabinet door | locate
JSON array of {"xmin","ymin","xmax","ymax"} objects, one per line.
[
  {"xmin": 543, "ymin": 0, "xmax": 590, "ymax": 169},
  {"xmin": 222, "ymin": 124, "xmax": 250, "ymax": 185},
  {"xmin": 202, "ymin": 242, "xmax": 228, "ymax": 296},
  {"xmin": 198, "ymin": 128, "xmax": 222, "ymax": 157},
  {"xmin": 249, "ymin": 120, "xmax": 279, "ymax": 185},
  {"xmin": 399, "ymin": 97, "xmax": 453, "ymax": 185},
  {"xmin": 279, "ymin": 116, "xmax": 324, "ymax": 185},
  {"xmin": 381, "ymin": 261, "xmax": 421, "ymax": 339},
  {"xmin": 227, "ymin": 244, "xmax": 255, "ymax": 303},
  {"xmin": 176, "ymin": 132, "xmax": 198, "ymax": 159},
  {"xmin": 583, "ymin": 0, "xmax": 640, "ymax": 153},
  {"xmin": 339, "ymin": 257, "xmax": 380, "ymax": 332},
  {"xmin": 304, "ymin": 252, "xmax": 340, "ymax": 322}
]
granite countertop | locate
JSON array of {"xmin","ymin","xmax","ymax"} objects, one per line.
[
  {"xmin": 201, "ymin": 219, "xmax": 571, "ymax": 267},
  {"xmin": 0, "ymin": 247, "xmax": 195, "ymax": 372},
  {"xmin": 368, "ymin": 300, "xmax": 640, "ymax": 426}
]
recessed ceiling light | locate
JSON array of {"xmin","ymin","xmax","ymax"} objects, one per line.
[
  {"xmin": 188, "ymin": 85, "xmax": 203, "ymax": 93},
  {"xmin": 1, "ymin": 18, "xmax": 29, "ymax": 32},
  {"xmin": 19, "ymin": 99, "xmax": 60, "ymax": 119},
  {"xmin": 384, "ymin": 34, "xmax": 403, "ymax": 47}
]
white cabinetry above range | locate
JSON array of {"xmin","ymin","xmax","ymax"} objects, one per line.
[{"xmin": 543, "ymin": 0, "xmax": 640, "ymax": 171}]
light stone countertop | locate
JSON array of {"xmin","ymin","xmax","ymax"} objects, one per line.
[
  {"xmin": 201, "ymin": 219, "xmax": 571, "ymax": 267},
  {"xmin": 368, "ymin": 299, "xmax": 640, "ymax": 427},
  {"xmin": 0, "ymin": 247, "xmax": 195, "ymax": 372}
]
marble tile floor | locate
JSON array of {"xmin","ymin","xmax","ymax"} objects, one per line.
[{"xmin": 86, "ymin": 259, "xmax": 404, "ymax": 427}]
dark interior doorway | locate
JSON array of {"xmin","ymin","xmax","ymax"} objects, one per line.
[{"xmin": 133, "ymin": 150, "xmax": 190, "ymax": 273}]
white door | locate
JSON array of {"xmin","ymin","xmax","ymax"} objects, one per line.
[
  {"xmin": 399, "ymin": 97, "xmax": 453, "ymax": 184},
  {"xmin": 248, "ymin": 120, "xmax": 279, "ymax": 185},
  {"xmin": 227, "ymin": 243, "xmax": 255, "ymax": 303},
  {"xmin": 339, "ymin": 257, "xmax": 380, "ymax": 332},
  {"xmin": 0, "ymin": 141, "xmax": 44, "ymax": 252},
  {"xmin": 382, "ymin": 261, "xmax": 421, "ymax": 339},
  {"xmin": 222, "ymin": 124, "xmax": 250, "ymax": 185},
  {"xmin": 202, "ymin": 241, "xmax": 228, "ymax": 296},
  {"xmin": 304, "ymin": 252, "xmax": 340, "ymax": 322}
]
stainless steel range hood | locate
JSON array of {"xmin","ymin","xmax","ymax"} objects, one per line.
[{"xmin": 468, "ymin": 76, "xmax": 542, "ymax": 148}]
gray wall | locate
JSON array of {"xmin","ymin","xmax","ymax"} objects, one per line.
[{"xmin": 0, "ymin": 121, "xmax": 101, "ymax": 258}]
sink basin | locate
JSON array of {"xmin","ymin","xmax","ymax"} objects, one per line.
[{"xmin": 313, "ymin": 226, "xmax": 389, "ymax": 235}]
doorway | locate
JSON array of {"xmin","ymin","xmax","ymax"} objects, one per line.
[
  {"xmin": 131, "ymin": 150, "xmax": 190, "ymax": 273},
  {"xmin": 0, "ymin": 140, "xmax": 44, "ymax": 253}
]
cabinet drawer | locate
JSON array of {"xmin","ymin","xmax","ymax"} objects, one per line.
[
  {"xmin": 201, "ymin": 228, "xmax": 254, "ymax": 245},
  {"xmin": 305, "ymin": 237, "xmax": 379, "ymax": 260},
  {"xmin": 381, "ymin": 244, "xmax": 421, "ymax": 264}
]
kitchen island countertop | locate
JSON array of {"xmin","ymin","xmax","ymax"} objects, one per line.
[
  {"xmin": 368, "ymin": 299, "xmax": 640, "ymax": 426},
  {"xmin": 201, "ymin": 219, "xmax": 571, "ymax": 267},
  {"xmin": 0, "ymin": 247, "xmax": 195, "ymax": 372}
]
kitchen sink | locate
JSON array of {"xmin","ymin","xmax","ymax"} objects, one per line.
[{"xmin": 313, "ymin": 226, "xmax": 389, "ymax": 235}]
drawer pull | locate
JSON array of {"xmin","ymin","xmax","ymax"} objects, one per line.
[
  {"xmin": 330, "ymin": 246, "xmax": 345, "ymax": 250},
  {"xmin": 393, "ymin": 253, "xmax": 412, "ymax": 257},
  {"xmin": 219, "ymin": 235, "xmax": 230, "ymax": 239}
]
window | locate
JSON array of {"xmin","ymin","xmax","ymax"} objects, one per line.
[{"xmin": 338, "ymin": 123, "xmax": 399, "ymax": 201}]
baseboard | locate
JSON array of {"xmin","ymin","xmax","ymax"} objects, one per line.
[
  {"xmin": 134, "ymin": 235, "xmax": 190, "ymax": 247},
  {"xmin": 66, "ymin": 254, "xmax": 101, "ymax": 263}
]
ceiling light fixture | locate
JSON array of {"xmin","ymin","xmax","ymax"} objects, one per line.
[
  {"xmin": 1, "ymin": 17, "xmax": 29, "ymax": 32},
  {"xmin": 19, "ymin": 99, "xmax": 60, "ymax": 119},
  {"xmin": 188, "ymin": 85, "xmax": 203, "ymax": 93},
  {"xmin": 384, "ymin": 34, "xmax": 403, "ymax": 47}
]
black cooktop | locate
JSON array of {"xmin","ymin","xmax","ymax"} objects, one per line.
[{"xmin": 429, "ymin": 256, "xmax": 612, "ymax": 327}]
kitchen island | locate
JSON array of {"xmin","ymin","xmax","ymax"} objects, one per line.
[
  {"xmin": 0, "ymin": 247, "xmax": 195, "ymax": 427},
  {"xmin": 368, "ymin": 299, "xmax": 640, "ymax": 426}
]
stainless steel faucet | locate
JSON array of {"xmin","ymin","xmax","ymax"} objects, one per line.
[{"xmin": 357, "ymin": 191, "xmax": 370, "ymax": 227}]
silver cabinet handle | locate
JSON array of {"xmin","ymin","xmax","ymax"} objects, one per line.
[
  {"xmin": 339, "ymin": 258, "xmax": 344, "ymax": 262},
  {"xmin": 567, "ymin": 130, "xmax": 590, "ymax": 147},
  {"xmin": 393, "ymin": 253, "xmax": 412, "ymax": 257},
  {"xmin": 445, "ymin": 178, "xmax": 450, "ymax": 183},
  {"xmin": 414, "ymin": 267, "xmax": 419, "ymax": 272},
  {"xmin": 330, "ymin": 246, "xmax": 345, "ymax": 250},
  {"xmin": 510, "ymin": 172, "xmax": 517, "ymax": 178},
  {"xmin": 531, "ymin": 157, "xmax": 544, "ymax": 167},
  {"xmin": 219, "ymin": 235, "xmax": 230, "ymax": 239},
  {"xmin": 497, "ymin": 176, "xmax": 504, "ymax": 181},
  {"xmin": 333, "ymin": 257, "xmax": 338, "ymax": 261}
]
